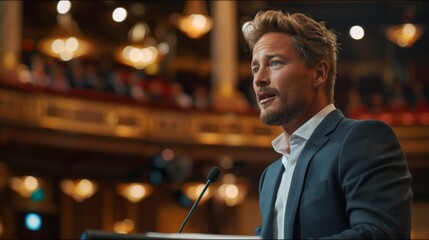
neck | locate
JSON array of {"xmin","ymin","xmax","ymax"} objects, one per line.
[{"xmin": 282, "ymin": 94, "xmax": 329, "ymax": 135}]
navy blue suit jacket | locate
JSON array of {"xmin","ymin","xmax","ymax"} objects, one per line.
[{"xmin": 257, "ymin": 109, "xmax": 413, "ymax": 239}]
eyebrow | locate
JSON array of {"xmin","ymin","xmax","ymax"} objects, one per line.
[{"xmin": 251, "ymin": 54, "xmax": 282, "ymax": 66}]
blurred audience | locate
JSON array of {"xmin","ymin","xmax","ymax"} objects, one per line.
[
  {"xmin": 85, "ymin": 62, "xmax": 105, "ymax": 92},
  {"xmin": 170, "ymin": 81, "xmax": 193, "ymax": 110},
  {"xmin": 67, "ymin": 59, "xmax": 89, "ymax": 89},
  {"xmin": 146, "ymin": 77, "xmax": 169, "ymax": 104},
  {"xmin": 345, "ymin": 88, "xmax": 367, "ymax": 118},
  {"xmin": 128, "ymin": 71, "xmax": 148, "ymax": 103},
  {"xmin": 29, "ymin": 55, "xmax": 51, "ymax": 87},
  {"xmin": 193, "ymin": 85, "xmax": 210, "ymax": 110},
  {"xmin": 49, "ymin": 63, "xmax": 70, "ymax": 92},
  {"xmin": 387, "ymin": 82, "xmax": 408, "ymax": 112},
  {"xmin": 11, "ymin": 53, "xmax": 429, "ymax": 117}
]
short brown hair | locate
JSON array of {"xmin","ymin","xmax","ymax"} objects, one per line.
[{"xmin": 243, "ymin": 10, "xmax": 338, "ymax": 103}]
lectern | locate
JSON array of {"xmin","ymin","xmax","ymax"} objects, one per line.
[
  {"xmin": 81, "ymin": 229, "xmax": 261, "ymax": 239},
  {"xmin": 81, "ymin": 229, "xmax": 150, "ymax": 239}
]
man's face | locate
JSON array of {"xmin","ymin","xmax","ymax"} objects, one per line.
[{"xmin": 251, "ymin": 32, "xmax": 315, "ymax": 126}]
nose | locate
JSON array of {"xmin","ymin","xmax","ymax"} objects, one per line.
[{"xmin": 253, "ymin": 68, "xmax": 269, "ymax": 88}]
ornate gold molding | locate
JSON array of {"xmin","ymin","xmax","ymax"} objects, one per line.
[
  {"xmin": 1, "ymin": 87, "xmax": 429, "ymax": 160},
  {"xmin": 0, "ymin": 88, "xmax": 281, "ymax": 147}
]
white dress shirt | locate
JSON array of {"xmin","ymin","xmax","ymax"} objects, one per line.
[{"xmin": 272, "ymin": 104, "xmax": 335, "ymax": 239}]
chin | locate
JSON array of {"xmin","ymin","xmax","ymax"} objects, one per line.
[
  {"xmin": 260, "ymin": 112, "xmax": 279, "ymax": 126},
  {"xmin": 259, "ymin": 105, "xmax": 288, "ymax": 126}
]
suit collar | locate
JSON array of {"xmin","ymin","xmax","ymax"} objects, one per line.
[
  {"xmin": 311, "ymin": 109, "xmax": 344, "ymax": 138},
  {"xmin": 283, "ymin": 109, "xmax": 344, "ymax": 239}
]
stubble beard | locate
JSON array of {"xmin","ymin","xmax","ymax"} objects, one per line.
[{"xmin": 259, "ymin": 96, "xmax": 294, "ymax": 126}]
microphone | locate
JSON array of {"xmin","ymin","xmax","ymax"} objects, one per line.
[{"xmin": 177, "ymin": 167, "xmax": 221, "ymax": 233}]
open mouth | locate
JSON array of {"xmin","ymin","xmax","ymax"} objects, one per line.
[{"xmin": 258, "ymin": 91, "xmax": 276, "ymax": 106}]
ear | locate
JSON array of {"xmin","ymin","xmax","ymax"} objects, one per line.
[{"xmin": 313, "ymin": 60, "xmax": 329, "ymax": 88}]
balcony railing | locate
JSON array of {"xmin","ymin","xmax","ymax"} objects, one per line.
[{"xmin": 0, "ymin": 82, "xmax": 429, "ymax": 167}]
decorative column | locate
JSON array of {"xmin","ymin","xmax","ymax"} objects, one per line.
[
  {"xmin": 0, "ymin": 1, "xmax": 21, "ymax": 71},
  {"xmin": 210, "ymin": 1, "xmax": 248, "ymax": 112}
]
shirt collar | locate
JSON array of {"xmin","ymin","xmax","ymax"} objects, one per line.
[
  {"xmin": 271, "ymin": 104, "xmax": 336, "ymax": 156},
  {"xmin": 294, "ymin": 103, "xmax": 336, "ymax": 140}
]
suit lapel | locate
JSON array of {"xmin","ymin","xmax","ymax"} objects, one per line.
[
  {"xmin": 283, "ymin": 110, "xmax": 344, "ymax": 239},
  {"xmin": 261, "ymin": 160, "xmax": 283, "ymax": 239}
]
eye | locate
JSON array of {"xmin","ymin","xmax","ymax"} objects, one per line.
[
  {"xmin": 270, "ymin": 60, "xmax": 281, "ymax": 67},
  {"xmin": 251, "ymin": 66, "xmax": 259, "ymax": 74}
]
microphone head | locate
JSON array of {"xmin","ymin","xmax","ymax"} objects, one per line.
[{"xmin": 207, "ymin": 167, "xmax": 221, "ymax": 183}]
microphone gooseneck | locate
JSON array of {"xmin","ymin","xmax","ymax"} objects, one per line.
[
  {"xmin": 206, "ymin": 167, "xmax": 221, "ymax": 183},
  {"xmin": 177, "ymin": 167, "xmax": 221, "ymax": 233}
]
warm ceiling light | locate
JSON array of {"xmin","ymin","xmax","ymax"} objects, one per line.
[
  {"xmin": 216, "ymin": 174, "xmax": 247, "ymax": 207},
  {"xmin": 177, "ymin": 1, "xmax": 213, "ymax": 39},
  {"xmin": 112, "ymin": 7, "xmax": 127, "ymax": 23},
  {"xmin": 38, "ymin": 13, "xmax": 93, "ymax": 61},
  {"xmin": 182, "ymin": 182, "xmax": 213, "ymax": 203},
  {"xmin": 349, "ymin": 25, "xmax": 365, "ymax": 40},
  {"xmin": 116, "ymin": 183, "xmax": 153, "ymax": 203},
  {"xmin": 386, "ymin": 23, "xmax": 423, "ymax": 47},
  {"xmin": 114, "ymin": 22, "xmax": 163, "ymax": 70},
  {"xmin": 9, "ymin": 176, "xmax": 40, "ymax": 198},
  {"xmin": 113, "ymin": 219, "xmax": 135, "ymax": 234},
  {"xmin": 60, "ymin": 179, "xmax": 97, "ymax": 202},
  {"xmin": 57, "ymin": 0, "xmax": 71, "ymax": 15}
]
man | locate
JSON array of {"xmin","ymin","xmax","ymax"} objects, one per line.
[{"xmin": 243, "ymin": 10, "xmax": 413, "ymax": 239}]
